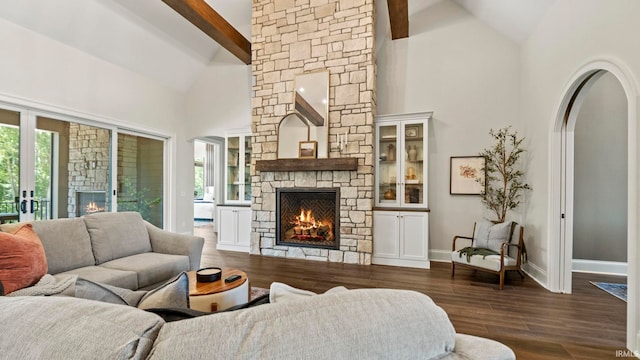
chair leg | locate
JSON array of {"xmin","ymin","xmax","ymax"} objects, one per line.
[
  {"xmin": 451, "ymin": 262, "xmax": 455, "ymax": 278},
  {"xmin": 499, "ymin": 270, "xmax": 505, "ymax": 290}
]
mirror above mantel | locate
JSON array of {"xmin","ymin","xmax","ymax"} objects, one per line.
[{"xmin": 277, "ymin": 71, "xmax": 329, "ymax": 159}]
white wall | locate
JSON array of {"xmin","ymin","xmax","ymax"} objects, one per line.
[
  {"xmin": 0, "ymin": 18, "xmax": 196, "ymax": 234},
  {"xmin": 185, "ymin": 50, "xmax": 252, "ymax": 140},
  {"xmin": 573, "ymin": 72, "xmax": 627, "ymax": 262},
  {"xmin": 377, "ymin": 0, "xmax": 521, "ymax": 259}
]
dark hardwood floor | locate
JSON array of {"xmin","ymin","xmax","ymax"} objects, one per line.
[{"xmin": 195, "ymin": 224, "xmax": 629, "ymax": 359}]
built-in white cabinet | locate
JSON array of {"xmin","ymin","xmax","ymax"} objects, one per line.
[
  {"xmin": 224, "ymin": 130, "xmax": 252, "ymax": 205},
  {"xmin": 373, "ymin": 112, "xmax": 432, "ymax": 269},
  {"xmin": 375, "ymin": 112, "xmax": 432, "ymax": 208},
  {"xmin": 372, "ymin": 211, "xmax": 429, "ymax": 268},
  {"xmin": 216, "ymin": 205, "xmax": 251, "ymax": 252}
]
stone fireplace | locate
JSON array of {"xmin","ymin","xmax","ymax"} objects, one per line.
[
  {"xmin": 276, "ymin": 188, "xmax": 339, "ymax": 250},
  {"xmin": 250, "ymin": 0, "xmax": 376, "ymax": 264}
]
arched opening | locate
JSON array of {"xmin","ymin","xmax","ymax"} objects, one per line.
[{"xmin": 550, "ymin": 60, "xmax": 638, "ymax": 351}]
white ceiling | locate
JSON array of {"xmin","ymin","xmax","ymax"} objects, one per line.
[{"xmin": 0, "ymin": 0, "xmax": 553, "ymax": 92}]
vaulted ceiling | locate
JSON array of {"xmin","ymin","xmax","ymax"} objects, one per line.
[{"xmin": 0, "ymin": 0, "xmax": 554, "ymax": 92}]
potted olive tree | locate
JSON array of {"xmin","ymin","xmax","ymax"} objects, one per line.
[{"xmin": 479, "ymin": 126, "xmax": 531, "ymax": 223}]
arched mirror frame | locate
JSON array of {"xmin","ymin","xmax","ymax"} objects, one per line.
[
  {"xmin": 277, "ymin": 112, "xmax": 311, "ymax": 159},
  {"xmin": 276, "ymin": 70, "xmax": 329, "ymax": 159}
]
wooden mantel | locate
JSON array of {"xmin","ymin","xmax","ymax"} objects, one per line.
[{"xmin": 255, "ymin": 158, "xmax": 358, "ymax": 172}]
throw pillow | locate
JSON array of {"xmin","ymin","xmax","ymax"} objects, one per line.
[
  {"xmin": 0, "ymin": 221, "xmax": 31, "ymax": 234},
  {"xmin": 472, "ymin": 220, "xmax": 514, "ymax": 253},
  {"xmin": 137, "ymin": 271, "xmax": 190, "ymax": 310},
  {"xmin": 71, "ymin": 278, "xmax": 146, "ymax": 306},
  {"xmin": 0, "ymin": 224, "xmax": 48, "ymax": 294},
  {"xmin": 269, "ymin": 282, "xmax": 348, "ymax": 304}
]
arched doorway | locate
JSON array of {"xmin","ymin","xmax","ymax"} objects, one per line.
[{"xmin": 550, "ymin": 60, "xmax": 638, "ymax": 351}]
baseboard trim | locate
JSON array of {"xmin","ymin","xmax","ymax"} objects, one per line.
[
  {"xmin": 522, "ymin": 262, "xmax": 548, "ymax": 290},
  {"xmin": 572, "ymin": 259, "xmax": 627, "ymax": 276},
  {"xmin": 428, "ymin": 249, "xmax": 451, "ymax": 263}
]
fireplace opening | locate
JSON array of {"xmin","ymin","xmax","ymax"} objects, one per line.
[
  {"xmin": 76, "ymin": 191, "xmax": 106, "ymax": 217},
  {"xmin": 276, "ymin": 188, "xmax": 339, "ymax": 249}
]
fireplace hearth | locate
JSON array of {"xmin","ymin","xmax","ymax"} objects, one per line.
[{"xmin": 276, "ymin": 188, "xmax": 339, "ymax": 250}]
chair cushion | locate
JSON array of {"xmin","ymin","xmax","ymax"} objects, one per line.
[
  {"xmin": 31, "ymin": 217, "xmax": 95, "ymax": 274},
  {"xmin": 451, "ymin": 251, "xmax": 518, "ymax": 272},
  {"xmin": 84, "ymin": 211, "xmax": 152, "ymax": 264},
  {"xmin": 473, "ymin": 220, "xmax": 513, "ymax": 252},
  {"xmin": 100, "ymin": 253, "xmax": 190, "ymax": 289},
  {"xmin": 0, "ymin": 224, "xmax": 48, "ymax": 294}
]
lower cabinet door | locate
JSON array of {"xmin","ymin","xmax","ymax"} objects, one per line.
[
  {"xmin": 399, "ymin": 212, "xmax": 428, "ymax": 261},
  {"xmin": 373, "ymin": 211, "xmax": 400, "ymax": 259}
]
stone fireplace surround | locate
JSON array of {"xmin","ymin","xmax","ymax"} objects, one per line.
[{"xmin": 250, "ymin": 0, "xmax": 375, "ymax": 265}]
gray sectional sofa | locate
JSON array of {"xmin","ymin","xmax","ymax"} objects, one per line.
[
  {"xmin": 9, "ymin": 211, "xmax": 204, "ymax": 290},
  {"xmin": 0, "ymin": 288, "xmax": 515, "ymax": 360}
]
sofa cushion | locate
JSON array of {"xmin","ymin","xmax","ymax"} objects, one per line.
[
  {"xmin": 0, "ymin": 224, "xmax": 48, "ymax": 294},
  {"xmin": 84, "ymin": 211, "xmax": 152, "ymax": 264},
  {"xmin": 31, "ymin": 217, "xmax": 95, "ymax": 274},
  {"xmin": 473, "ymin": 220, "xmax": 514, "ymax": 252},
  {"xmin": 56, "ymin": 266, "xmax": 139, "ymax": 290},
  {"xmin": 0, "ymin": 296, "xmax": 163, "ymax": 360},
  {"xmin": 100, "ymin": 252, "xmax": 190, "ymax": 289},
  {"xmin": 148, "ymin": 289, "xmax": 457, "ymax": 359}
]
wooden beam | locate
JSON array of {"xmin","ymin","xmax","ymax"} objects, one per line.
[
  {"xmin": 387, "ymin": 0, "xmax": 409, "ymax": 40},
  {"xmin": 295, "ymin": 92, "xmax": 324, "ymax": 126},
  {"xmin": 162, "ymin": 0, "xmax": 251, "ymax": 64}
]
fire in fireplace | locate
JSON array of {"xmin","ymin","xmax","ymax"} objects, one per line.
[
  {"xmin": 76, "ymin": 191, "xmax": 106, "ymax": 217},
  {"xmin": 276, "ymin": 188, "xmax": 339, "ymax": 249}
]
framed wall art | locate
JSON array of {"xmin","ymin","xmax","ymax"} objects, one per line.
[
  {"xmin": 299, "ymin": 140, "xmax": 318, "ymax": 159},
  {"xmin": 405, "ymin": 126, "xmax": 419, "ymax": 138},
  {"xmin": 450, "ymin": 156, "xmax": 486, "ymax": 195}
]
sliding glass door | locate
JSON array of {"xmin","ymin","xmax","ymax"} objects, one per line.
[
  {"xmin": 116, "ymin": 132, "xmax": 164, "ymax": 228},
  {"xmin": 0, "ymin": 108, "xmax": 21, "ymax": 223},
  {"xmin": 0, "ymin": 104, "xmax": 166, "ymax": 227}
]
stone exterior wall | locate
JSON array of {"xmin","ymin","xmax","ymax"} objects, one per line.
[
  {"xmin": 251, "ymin": 0, "xmax": 376, "ymax": 264},
  {"xmin": 67, "ymin": 124, "xmax": 110, "ymax": 217}
]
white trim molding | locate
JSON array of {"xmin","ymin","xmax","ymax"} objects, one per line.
[{"xmin": 572, "ymin": 259, "xmax": 628, "ymax": 276}]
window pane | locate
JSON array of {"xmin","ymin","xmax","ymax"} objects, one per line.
[
  {"xmin": 0, "ymin": 109, "xmax": 20, "ymax": 220},
  {"xmin": 37, "ymin": 117, "xmax": 112, "ymax": 220},
  {"xmin": 117, "ymin": 133, "xmax": 164, "ymax": 227}
]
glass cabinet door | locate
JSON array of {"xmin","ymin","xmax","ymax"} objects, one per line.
[
  {"xmin": 378, "ymin": 124, "xmax": 398, "ymax": 205},
  {"xmin": 226, "ymin": 136, "xmax": 240, "ymax": 201},
  {"xmin": 242, "ymin": 136, "xmax": 252, "ymax": 202},
  {"xmin": 403, "ymin": 122, "xmax": 424, "ymax": 206}
]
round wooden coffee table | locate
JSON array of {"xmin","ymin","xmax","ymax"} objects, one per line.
[{"xmin": 188, "ymin": 269, "xmax": 249, "ymax": 312}]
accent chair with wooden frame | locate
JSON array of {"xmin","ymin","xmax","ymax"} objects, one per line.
[{"xmin": 451, "ymin": 221, "xmax": 525, "ymax": 290}]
